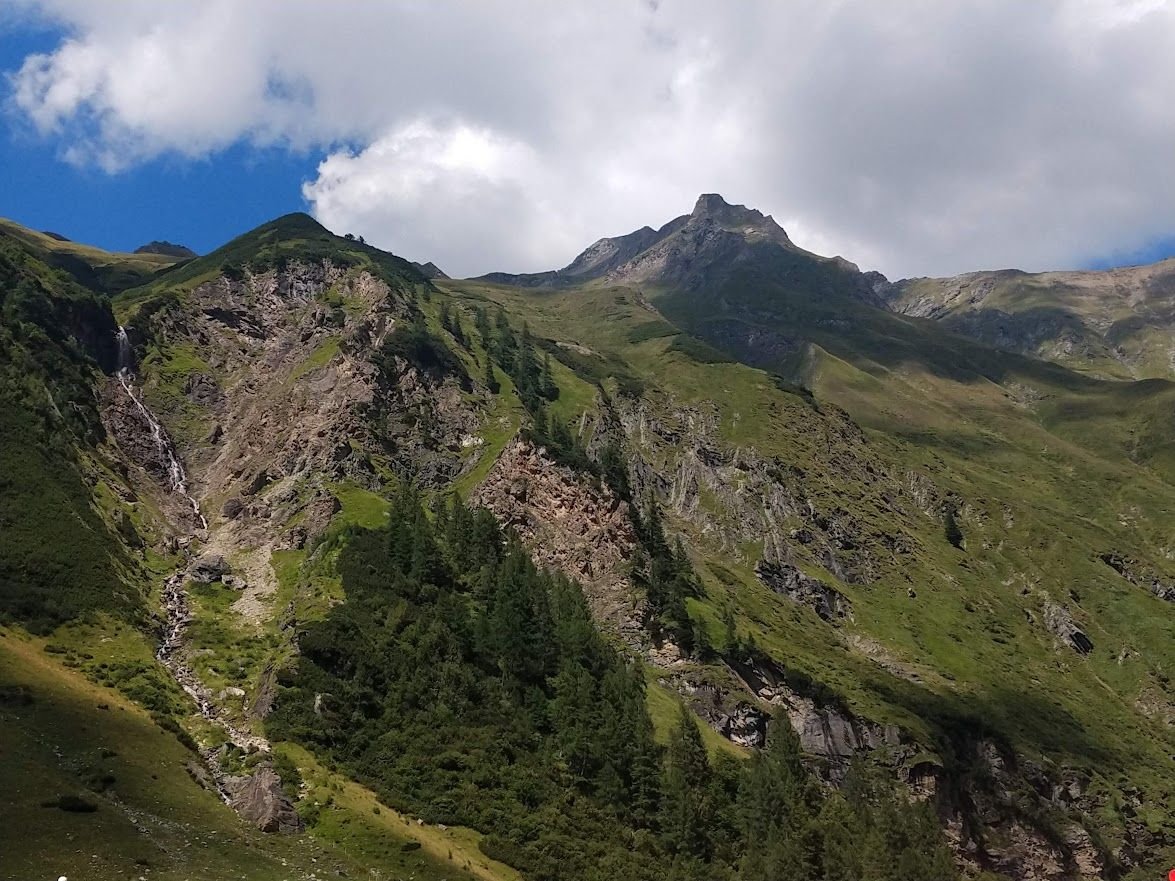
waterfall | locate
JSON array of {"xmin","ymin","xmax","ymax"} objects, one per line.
[
  {"xmin": 113, "ymin": 327, "xmax": 208, "ymax": 530},
  {"xmin": 111, "ymin": 329, "xmax": 265, "ymax": 802},
  {"xmin": 115, "ymin": 325, "xmax": 133, "ymax": 376}
]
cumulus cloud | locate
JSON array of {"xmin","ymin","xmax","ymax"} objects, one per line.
[{"xmin": 6, "ymin": 0, "xmax": 1175, "ymax": 278}]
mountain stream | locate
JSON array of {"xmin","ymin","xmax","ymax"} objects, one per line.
[{"xmin": 115, "ymin": 327, "xmax": 269, "ymax": 803}]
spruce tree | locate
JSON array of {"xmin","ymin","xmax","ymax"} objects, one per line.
[
  {"xmin": 661, "ymin": 704, "xmax": 713, "ymax": 859},
  {"xmin": 483, "ymin": 357, "xmax": 499, "ymax": 394}
]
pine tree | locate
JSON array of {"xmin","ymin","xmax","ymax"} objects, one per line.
[
  {"xmin": 816, "ymin": 791, "xmax": 862, "ymax": 881},
  {"xmin": 738, "ymin": 711, "xmax": 817, "ymax": 881},
  {"xmin": 475, "ymin": 304, "xmax": 491, "ymax": 342},
  {"xmin": 540, "ymin": 352, "xmax": 558, "ymax": 399},
  {"xmin": 661, "ymin": 704, "xmax": 713, "ymax": 859},
  {"xmin": 483, "ymin": 357, "xmax": 499, "ymax": 394},
  {"xmin": 598, "ymin": 440, "xmax": 631, "ymax": 501}
]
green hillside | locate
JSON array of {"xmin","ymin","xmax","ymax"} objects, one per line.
[
  {"xmin": 0, "ymin": 202, "xmax": 1172, "ymax": 881},
  {"xmin": 0, "ymin": 217, "xmax": 181, "ymax": 295}
]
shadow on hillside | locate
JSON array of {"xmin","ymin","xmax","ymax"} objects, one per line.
[
  {"xmin": 653, "ymin": 246, "xmax": 1127, "ymax": 393},
  {"xmin": 870, "ymin": 674, "xmax": 1117, "ymax": 780}
]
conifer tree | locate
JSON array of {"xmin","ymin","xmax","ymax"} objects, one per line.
[
  {"xmin": 483, "ymin": 357, "xmax": 499, "ymax": 394},
  {"xmin": 475, "ymin": 304, "xmax": 491, "ymax": 342},
  {"xmin": 661, "ymin": 704, "xmax": 713, "ymax": 859}
]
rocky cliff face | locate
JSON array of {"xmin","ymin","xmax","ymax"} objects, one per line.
[
  {"xmin": 470, "ymin": 437, "xmax": 900, "ymax": 766},
  {"xmin": 118, "ymin": 259, "xmax": 482, "ymax": 557},
  {"xmin": 609, "ymin": 392, "xmax": 920, "ymax": 589},
  {"xmin": 473, "ymin": 440, "xmax": 647, "ymax": 649}
]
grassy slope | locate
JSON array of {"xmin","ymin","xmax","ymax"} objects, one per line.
[
  {"xmin": 8, "ymin": 207, "xmax": 1170, "ymax": 873},
  {"xmin": 0, "ymin": 217, "xmax": 180, "ymax": 295},
  {"xmin": 0, "ymin": 223, "xmax": 522, "ymax": 880},
  {"xmin": 0, "ymin": 627, "xmax": 512, "ymax": 881},
  {"xmin": 892, "ymin": 264, "xmax": 1175, "ymax": 381},
  {"xmin": 113, "ymin": 212, "xmax": 426, "ymax": 323},
  {"xmin": 438, "ymin": 277, "xmax": 1175, "ymax": 865}
]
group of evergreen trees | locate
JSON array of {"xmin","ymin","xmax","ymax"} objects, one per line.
[
  {"xmin": 631, "ymin": 496, "xmax": 701, "ymax": 653},
  {"xmin": 471, "ymin": 304, "xmax": 601, "ymax": 472},
  {"xmin": 475, "ymin": 305, "xmax": 557, "ymax": 411},
  {"xmin": 270, "ymin": 487, "xmax": 957, "ymax": 881}
]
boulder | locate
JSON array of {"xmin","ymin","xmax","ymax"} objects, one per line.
[
  {"xmin": 190, "ymin": 554, "xmax": 230, "ymax": 583},
  {"xmin": 226, "ymin": 765, "xmax": 303, "ymax": 834}
]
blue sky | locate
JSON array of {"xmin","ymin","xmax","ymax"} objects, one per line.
[
  {"xmin": 0, "ymin": 18, "xmax": 320, "ymax": 256},
  {"xmin": 2, "ymin": 4, "xmax": 1174, "ymax": 276}
]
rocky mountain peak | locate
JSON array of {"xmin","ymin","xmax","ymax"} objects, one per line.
[
  {"xmin": 688, "ymin": 193, "xmax": 792, "ymax": 246},
  {"xmin": 135, "ymin": 240, "xmax": 198, "ymax": 259}
]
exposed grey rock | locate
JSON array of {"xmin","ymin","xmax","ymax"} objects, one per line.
[
  {"xmin": 1043, "ymin": 601, "xmax": 1094, "ymax": 654},
  {"xmin": 755, "ymin": 559, "xmax": 851, "ymax": 621},
  {"xmin": 226, "ymin": 765, "xmax": 302, "ymax": 834},
  {"xmin": 1099, "ymin": 552, "xmax": 1175, "ymax": 602},
  {"xmin": 190, "ymin": 554, "xmax": 230, "ymax": 583}
]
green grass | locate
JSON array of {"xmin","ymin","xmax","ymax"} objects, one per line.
[
  {"xmin": 9, "ymin": 208, "xmax": 1174, "ymax": 874},
  {"xmin": 290, "ymin": 335, "xmax": 340, "ymax": 381},
  {"xmin": 118, "ymin": 212, "xmax": 426, "ymax": 308},
  {"xmin": 0, "ymin": 628, "xmax": 490, "ymax": 881},
  {"xmin": 139, "ymin": 341, "xmax": 215, "ymax": 444},
  {"xmin": 330, "ymin": 483, "xmax": 391, "ymax": 528},
  {"xmin": 437, "ymin": 273, "xmax": 1175, "ymax": 864},
  {"xmin": 277, "ymin": 742, "xmax": 519, "ymax": 881},
  {"xmin": 890, "ymin": 267, "xmax": 1175, "ymax": 381},
  {"xmin": 0, "ymin": 216, "xmax": 181, "ymax": 294},
  {"xmin": 645, "ymin": 674, "xmax": 747, "ymax": 759}
]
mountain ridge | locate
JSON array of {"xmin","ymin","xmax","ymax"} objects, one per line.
[{"xmin": 0, "ymin": 200, "xmax": 1172, "ymax": 881}]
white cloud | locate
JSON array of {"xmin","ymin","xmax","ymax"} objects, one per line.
[
  {"xmin": 303, "ymin": 121, "xmax": 576, "ymax": 274},
  {"xmin": 7, "ymin": 0, "xmax": 1175, "ymax": 277}
]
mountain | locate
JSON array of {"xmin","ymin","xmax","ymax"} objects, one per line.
[
  {"xmin": 1, "ymin": 198, "xmax": 1173, "ymax": 881},
  {"xmin": 412, "ymin": 259, "xmax": 449, "ymax": 279},
  {"xmin": 477, "ymin": 193, "xmax": 871, "ymax": 293},
  {"xmin": 0, "ymin": 217, "xmax": 184, "ymax": 294},
  {"xmin": 136, "ymin": 240, "xmax": 199, "ymax": 259},
  {"xmin": 882, "ymin": 261, "xmax": 1175, "ymax": 380}
]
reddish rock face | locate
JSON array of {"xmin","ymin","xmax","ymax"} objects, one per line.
[{"xmin": 473, "ymin": 439, "xmax": 648, "ymax": 650}]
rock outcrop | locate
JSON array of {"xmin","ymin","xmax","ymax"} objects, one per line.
[
  {"xmin": 1099, "ymin": 552, "xmax": 1175, "ymax": 602},
  {"xmin": 755, "ymin": 559, "xmax": 851, "ymax": 621},
  {"xmin": 474, "ymin": 440, "xmax": 646, "ymax": 648},
  {"xmin": 1042, "ymin": 600, "xmax": 1094, "ymax": 654},
  {"xmin": 226, "ymin": 765, "xmax": 303, "ymax": 834}
]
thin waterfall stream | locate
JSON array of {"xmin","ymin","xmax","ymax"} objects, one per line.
[
  {"xmin": 115, "ymin": 327, "xmax": 207, "ymax": 530},
  {"xmin": 115, "ymin": 327, "xmax": 268, "ymax": 804}
]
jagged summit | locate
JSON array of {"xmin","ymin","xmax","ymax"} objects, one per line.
[
  {"xmin": 688, "ymin": 193, "xmax": 792, "ymax": 246},
  {"xmin": 475, "ymin": 193, "xmax": 803, "ymax": 288}
]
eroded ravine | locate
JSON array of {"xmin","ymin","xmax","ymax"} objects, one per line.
[{"xmin": 116, "ymin": 327, "xmax": 269, "ymax": 803}]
